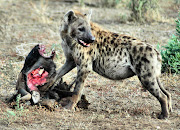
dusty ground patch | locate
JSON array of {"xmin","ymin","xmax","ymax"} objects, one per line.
[{"xmin": 0, "ymin": 0, "xmax": 180, "ymax": 129}]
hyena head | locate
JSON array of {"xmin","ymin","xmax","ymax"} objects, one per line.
[{"xmin": 61, "ymin": 10, "xmax": 95, "ymax": 47}]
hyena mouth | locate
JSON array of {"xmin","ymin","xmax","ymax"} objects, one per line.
[
  {"xmin": 78, "ymin": 39, "xmax": 90, "ymax": 47},
  {"xmin": 38, "ymin": 44, "xmax": 55, "ymax": 58}
]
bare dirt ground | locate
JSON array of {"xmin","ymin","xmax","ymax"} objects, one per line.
[{"xmin": 0, "ymin": 0, "xmax": 180, "ymax": 129}]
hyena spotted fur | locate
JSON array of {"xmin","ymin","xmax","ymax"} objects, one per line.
[{"xmin": 55, "ymin": 10, "xmax": 172, "ymax": 119}]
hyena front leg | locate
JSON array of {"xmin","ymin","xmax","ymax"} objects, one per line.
[
  {"xmin": 55, "ymin": 60, "xmax": 76, "ymax": 81},
  {"xmin": 64, "ymin": 66, "xmax": 90, "ymax": 110},
  {"xmin": 50, "ymin": 60, "xmax": 76, "ymax": 88}
]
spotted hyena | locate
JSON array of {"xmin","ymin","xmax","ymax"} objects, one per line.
[{"xmin": 55, "ymin": 10, "xmax": 172, "ymax": 119}]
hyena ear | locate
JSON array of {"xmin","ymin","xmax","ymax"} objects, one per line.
[
  {"xmin": 64, "ymin": 10, "xmax": 77, "ymax": 24},
  {"xmin": 87, "ymin": 9, "xmax": 92, "ymax": 22}
]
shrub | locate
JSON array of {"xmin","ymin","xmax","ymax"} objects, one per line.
[
  {"xmin": 176, "ymin": 13, "xmax": 180, "ymax": 38},
  {"xmin": 80, "ymin": 0, "xmax": 121, "ymax": 8},
  {"xmin": 160, "ymin": 13, "xmax": 180, "ymax": 74},
  {"xmin": 174, "ymin": 0, "xmax": 180, "ymax": 4},
  {"xmin": 129, "ymin": 0, "xmax": 159, "ymax": 23},
  {"xmin": 100, "ymin": 0, "xmax": 121, "ymax": 7}
]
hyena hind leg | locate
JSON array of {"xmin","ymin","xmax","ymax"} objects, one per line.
[
  {"xmin": 157, "ymin": 77, "xmax": 172, "ymax": 112},
  {"xmin": 138, "ymin": 76, "xmax": 169, "ymax": 119}
]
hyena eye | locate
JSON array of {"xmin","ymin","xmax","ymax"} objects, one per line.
[{"xmin": 78, "ymin": 27, "xmax": 85, "ymax": 32}]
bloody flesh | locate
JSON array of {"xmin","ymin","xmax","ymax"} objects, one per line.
[{"xmin": 27, "ymin": 68, "xmax": 48, "ymax": 91}]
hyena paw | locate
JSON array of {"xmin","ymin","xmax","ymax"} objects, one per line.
[
  {"xmin": 63, "ymin": 102, "xmax": 76, "ymax": 111},
  {"xmin": 158, "ymin": 113, "xmax": 168, "ymax": 119}
]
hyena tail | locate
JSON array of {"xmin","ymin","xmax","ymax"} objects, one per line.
[{"xmin": 157, "ymin": 77, "xmax": 172, "ymax": 112}]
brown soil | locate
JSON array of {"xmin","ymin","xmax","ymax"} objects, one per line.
[{"xmin": 0, "ymin": 0, "xmax": 180, "ymax": 129}]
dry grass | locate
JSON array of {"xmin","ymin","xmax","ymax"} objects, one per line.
[{"xmin": 0, "ymin": 0, "xmax": 180, "ymax": 129}]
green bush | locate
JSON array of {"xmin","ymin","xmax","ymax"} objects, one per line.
[
  {"xmin": 160, "ymin": 14, "xmax": 180, "ymax": 74},
  {"xmin": 174, "ymin": 0, "xmax": 180, "ymax": 4},
  {"xmin": 176, "ymin": 13, "xmax": 180, "ymax": 38}
]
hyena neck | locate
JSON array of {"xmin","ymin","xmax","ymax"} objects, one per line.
[
  {"xmin": 91, "ymin": 22, "xmax": 113, "ymax": 44},
  {"xmin": 61, "ymin": 33, "xmax": 76, "ymax": 49}
]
